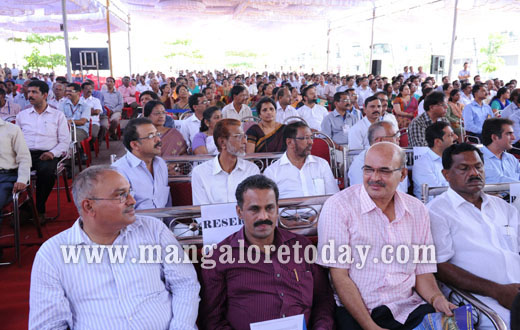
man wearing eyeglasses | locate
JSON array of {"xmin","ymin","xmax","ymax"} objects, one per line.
[
  {"xmin": 59, "ymin": 83, "xmax": 91, "ymax": 143},
  {"xmin": 180, "ymin": 93, "xmax": 209, "ymax": 150},
  {"xmin": 319, "ymin": 142, "xmax": 455, "ymax": 330},
  {"xmin": 408, "ymin": 91, "xmax": 450, "ymax": 147},
  {"xmin": 29, "ymin": 165, "xmax": 200, "ymax": 330},
  {"xmin": 264, "ymin": 121, "xmax": 339, "ymax": 198},
  {"xmin": 321, "ymin": 92, "xmax": 362, "ymax": 147},
  {"xmin": 191, "ymin": 118, "xmax": 259, "ymax": 205},
  {"xmin": 113, "ymin": 118, "xmax": 171, "ymax": 210}
]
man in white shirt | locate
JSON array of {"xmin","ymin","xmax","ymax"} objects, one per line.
[
  {"xmin": 325, "ymin": 75, "xmax": 340, "ymax": 104},
  {"xmin": 29, "ymin": 165, "xmax": 200, "ymax": 330},
  {"xmin": 347, "ymin": 121, "xmax": 409, "ymax": 193},
  {"xmin": 221, "ymin": 85, "xmax": 252, "ymax": 121},
  {"xmin": 502, "ymin": 88, "xmax": 520, "ymax": 149},
  {"xmin": 368, "ymin": 78, "xmax": 380, "ymax": 96},
  {"xmin": 16, "ymin": 80, "xmax": 70, "ymax": 219},
  {"xmin": 180, "ymin": 93, "xmax": 208, "ymax": 149},
  {"xmin": 298, "ymin": 85, "xmax": 328, "ymax": 131},
  {"xmin": 412, "ymin": 122, "xmax": 457, "ymax": 199},
  {"xmin": 80, "ymin": 82, "xmax": 102, "ymax": 143},
  {"xmin": 264, "ymin": 121, "xmax": 338, "ymax": 198},
  {"xmin": 376, "ymin": 92, "xmax": 399, "ymax": 133},
  {"xmin": 47, "ymin": 81, "xmax": 66, "ymax": 110},
  {"xmin": 460, "ymin": 83, "xmax": 473, "ymax": 106},
  {"xmin": 136, "ymin": 76, "xmax": 151, "ymax": 93},
  {"xmin": 113, "ymin": 118, "xmax": 171, "ymax": 210},
  {"xmin": 402, "ymin": 66, "xmax": 411, "ymax": 80},
  {"xmin": 191, "ymin": 119, "xmax": 259, "ymax": 205},
  {"xmin": 428, "ymin": 143, "xmax": 520, "ymax": 329},
  {"xmin": 316, "ymin": 75, "xmax": 327, "ymax": 100},
  {"xmin": 356, "ymin": 77, "xmax": 372, "ymax": 109},
  {"xmin": 348, "ymin": 95, "xmax": 382, "ymax": 150},
  {"xmin": 275, "ymin": 87, "xmax": 300, "ymax": 124}
]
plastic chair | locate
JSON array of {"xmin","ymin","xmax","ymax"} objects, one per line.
[{"xmin": 241, "ymin": 116, "xmax": 261, "ymax": 133}]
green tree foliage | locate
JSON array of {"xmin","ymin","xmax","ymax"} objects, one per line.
[
  {"xmin": 165, "ymin": 39, "xmax": 204, "ymax": 60},
  {"xmin": 479, "ymin": 33, "xmax": 506, "ymax": 74},
  {"xmin": 8, "ymin": 33, "xmax": 67, "ymax": 70}
]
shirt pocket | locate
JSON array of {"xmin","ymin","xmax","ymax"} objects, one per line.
[{"xmin": 312, "ymin": 178, "xmax": 325, "ymax": 195}]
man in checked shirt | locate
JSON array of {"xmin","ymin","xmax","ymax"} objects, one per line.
[{"xmin": 318, "ymin": 142, "xmax": 455, "ymax": 330}]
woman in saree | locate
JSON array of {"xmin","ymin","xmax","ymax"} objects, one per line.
[
  {"xmin": 392, "ymin": 84, "xmax": 418, "ymax": 129},
  {"xmin": 144, "ymin": 100, "xmax": 187, "ymax": 157},
  {"xmin": 246, "ymin": 97, "xmax": 286, "ymax": 153}
]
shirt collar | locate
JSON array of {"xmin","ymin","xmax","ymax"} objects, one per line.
[
  {"xmin": 229, "ymin": 227, "xmax": 295, "ymax": 248},
  {"xmin": 445, "ymin": 187, "xmax": 488, "ymax": 208},
  {"xmin": 426, "ymin": 148, "xmax": 441, "ymax": 161},
  {"xmin": 125, "ymin": 150, "xmax": 146, "ymax": 168},
  {"xmin": 68, "ymin": 217, "xmax": 144, "ymax": 245},
  {"xmin": 212, "ymin": 154, "xmax": 245, "ymax": 175},
  {"xmin": 359, "ymin": 184, "xmax": 411, "ymax": 217},
  {"xmin": 279, "ymin": 152, "xmax": 317, "ymax": 166}
]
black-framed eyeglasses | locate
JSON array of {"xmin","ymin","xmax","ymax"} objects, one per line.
[
  {"xmin": 362, "ymin": 165, "xmax": 402, "ymax": 177},
  {"xmin": 87, "ymin": 188, "xmax": 134, "ymax": 204},
  {"xmin": 292, "ymin": 136, "xmax": 314, "ymax": 141},
  {"xmin": 137, "ymin": 132, "xmax": 162, "ymax": 140}
]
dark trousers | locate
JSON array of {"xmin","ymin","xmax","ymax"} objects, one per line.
[
  {"xmin": 30, "ymin": 150, "xmax": 60, "ymax": 214},
  {"xmin": 335, "ymin": 303, "xmax": 435, "ymax": 330},
  {"xmin": 0, "ymin": 171, "xmax": 18, "ymax": 210}
]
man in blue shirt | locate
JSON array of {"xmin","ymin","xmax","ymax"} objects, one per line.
[
  {"xmin": 462, "ymin": 83, "xmax": 494, "ymax": 142},
  {"xmin": 321, "ymin": 92, "xmax": 361, "ymax": 146},
  {"xmin": 501, "ymin": 88, "xmax": 520, "ymax": 153},
  {"xmin": 113, "ymin": 118, "xmax": 171, "ymax": 210},
  {"xmin": 59, "ymin": 83, "xmax": 91, "ymax": 142},
  {"xmin": 481, "ymin": 118, "xmax": 520, "ymax": 183},
  {"xmin": 412, "ymin": 121, "xmax": 457, "ymax": 200}
]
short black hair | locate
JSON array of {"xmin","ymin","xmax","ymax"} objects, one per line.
[
  {"xmin": 333, "ymin": 92, "xmax": 348, "ymax": 104},
  {"xmin": 235, "ymin": 174, "xmax": 279, "ymax": 209},
  {"xmin": 230, "ymin": 85, "xmax": 246, "ymax": 100},
  {"xmin": 123, "ymin": 118, "xmax": 153, "ymax": 152},
  {"xmin": 425, "ymin": 121, "xmax": 450, "ymax": 148},
  {"xmin": 283, "ymin": 121, "xmax": 309, "ymax": 142},
  {"xmin": 364, "ymin": 95, "xmax": 380, "ymax": 108},
  {"xmin": 442, "ymin": 143, "xmax": 484, "ymax": 170},
  {"xmin": 175, "ymin": 84, "xmax": 188, "ymax": 95},
  {"xmin": 188, "ymin": 93, "xmax": 204, "ymax": 111},
  {"xmin": 256, "ymin": 97, "xmax": 276, "ymax": 113},
  {"xmin": 143, "ymin": 100, "xmax": 165, "ymax": 117},
  {"xmin": 424, "ymin": 91, "xmax": 445, "ymax": 111},
  {"xmin": 28, "ymin": 80, "xmax": 49, "ymax": 95},
  {"xmin": 56, "ymin": 76, "xmax": 68, "ymax": 84},
  {"xmin": 0, "ymin": 88, "xmax": 6, "ymax": 97},
  {"xmin": 81, "ymin": 82, "xmax": 91, "ymax": 90},
  {"xmin": 67, "ymin": 83, "xmax": 81, "ymax": 93},
  {"xmin": 482, "ymin": 118, "xmax": 514, "ymax": 146},
  {"xmin": 472, "ymin": 83, "xmax": 484, "ymax": 96},
  {"xmin": 139, "ymin": 90, "xmax": 158, "ymax": 102}
]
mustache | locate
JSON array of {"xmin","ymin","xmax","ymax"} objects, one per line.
[
  {"xmin": 154, "ymin": 141, "xmax": 162, "ymax": 148},
  {"xmin": 368, "ymin": 180, "xmax": 386, "ymax": 187},
  {"xmin": 124, "ymin": 206, "xmax": 134, "ymax": 213},
  {"xmin": 254, "ymin": 219, "xmax": 273, "ymax": 227},
  {"xmin": 467, "ymin": 176, "xmax": 483, "ymax": 183}
]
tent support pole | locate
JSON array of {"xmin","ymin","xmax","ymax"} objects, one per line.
[
  {"xmin": 369, "ymin": 2, "xmax": 375, "ymax": 74},
  {"xmin": 106, "ymin": 0, "xmax": 114, "ymax": 77},
  {"xmin": 448, "ymin": 0, "xmax": 459, "ymax": 80},
  {"xmin": 127, "ymin": 14, "xmax": 132, "ymax": 77},
  {"xmin": 61, "ymin": 0, "xmax": 72, "ymax": 82}
]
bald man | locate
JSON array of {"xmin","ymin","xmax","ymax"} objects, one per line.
[{"xmin": 318, "ymin": 143, "xmax": 455, "ymax": 330}]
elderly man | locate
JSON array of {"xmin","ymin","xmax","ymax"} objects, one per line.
[
  {"xmin": 16, "ymin": 80, "xmax": 70, "ymax": 220},
  {"xmin": 29, "ymin": 165, "xmax": 200, "ymax": 330},
  {"xmin": 412, "ymin": 122, "xmax": 457, "ymax": 200},
  {"xmin": 264, "ymin": 121, "xmax": 339, "ymax": 198},
  {"xmin": 321, "ymin": 92, "xmax": 362, "ymax": 146},
  {"xmin": 47, "ymin": 81, "xmax": 66, "ymax": 110},
  {"xmin": 319, "ymin": 142, "xmax": 455, "ymax": 330},
  {"xmin": 191, "ymin": 119, "xmax": 259, "ymax": 205},
  {"xmin": 59, "ymin": 83, "xmax": 90, "ymax": 143},
  {"xmin": 222, "ymin": 85, "xmax": 252, "ymax": 121},
  {"xmin": 201, "ymin": 175, "xmax": 335, "ymax": 329},
  {"xmin": 428, "ymin": 143, "xmax": 520, "ymax": 329},
  {"xmin": 275, "ymin": 87, "xmax": 300, "ymax": 124},
  {"xmin": 113, "ymin": 118, "xmax": 171, "ymax": 210},
  {"xmin": 80, "ymin": 82, "xmax": 103, "ymax": 142}
]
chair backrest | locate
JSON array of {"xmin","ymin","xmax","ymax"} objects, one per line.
[
  {"xmin": 169, "ymin": 181, "xmax": 193, "ymax": 206},
  {"xmin": 311, "ymin": 137, "xmax": 331, "ymax": 164},
  {"xmin": 241, "ymin": 116, "xmax": 260, "ymax": 132}
]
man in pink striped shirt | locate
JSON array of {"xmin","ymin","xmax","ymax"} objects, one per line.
[{"xmin": 317, "ymin": 142, "xmax": 455, "ymax": 330}]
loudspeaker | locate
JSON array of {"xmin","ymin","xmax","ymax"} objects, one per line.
[
  {"xmin": 70, "ymin": 48, "xmax": 110, "ymax": 70},
  {"xmin": 371, "ymin": 60, "xmax": 382, "ymax": 76},
  {"xmin": 430, "ymin": 55, "xmax": 445, "ymax": 74}
]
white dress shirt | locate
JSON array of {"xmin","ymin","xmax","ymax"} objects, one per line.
[
  {"xmin": 264, "ymin": 153, "xmax": 339, "ymax": 198},
  {"xmin": 502, "ymin": 102, "xmax": 520, "ymax": 143},
  {"xmin": 348, "ymin": 117, "xmax": 372, "ymax": 150},
  {"xmin": 16, "ymin": 106, "xmax": 71, "ymax": 157},
  {"xmin": 298, "ymin": 104, "xmax": 328, "ymax": 131},
  {"xmin": 180, "ymin": 114, "xmax": 201, "ymax": 148},
  {"xmin": 275, "ymin": 104, "xmax": 300, "ymax": 124},
  {"xmin": 29, "ymin": 216, "xmax": 200, "ymax": 330},
  {"xmin": 47, "ymin": 97, "xmax": 66, "ymax": 112},
  {"xmin": 412, "ymin": 148, "xmax": 448, "ymax": 199},
  {"xmin": 136, "ymin": 83, "xmax": 151, "ymax": 93},
  {"xmin": 80, "ymin": 95, "xmax": 102, "ymax": 126},
  {"xmin": 248, "ymin": 84, "xmax": 258, "ymax": 96},
  {"xmin": 460, "ymin": 93, "xmax": 473, "ymax": 106},
  {"xmin": 348, "ymin": 149, "xmax": 409, "ymax": 193},
  {"xmin": 428, "ymin": 188, "xmax": 520, "ymax": 327},
  {"xmin": 113, "ymin": 151, "xmax": 171, "ymax": 210},
  {"xmin": 356, "ymin": 86, "xmax": 373, "ymax": 108},
  {"xmin": 221, "ymin": 103, "xmax": 253, "ymax": 121},
  {"xmin": 191, "ymin": 156, "xmax": 260, "ymax": 205}
]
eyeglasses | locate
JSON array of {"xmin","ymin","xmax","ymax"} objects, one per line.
[
  {"xmin": 379, "ymin": 132, "xmax": 400, "ymax": 140},
  {"xmin": 151, "ymin": 111, "xmax": 167, "ymax": 116},
  {"xmin": 88, "ymin": 189, "xmax": 134, "ymax": 204},
  {"xmin": 230, "ymin": 133, "xmax": 246, "ymax": 140},
  {"xmin": 137, "ymin": 132, "xmax": 162, "ymax": 140},
  {"xmin": 362, "ymin": 165, "xmax": 402, "ymax": 177},
  {"xmin": 200, "ymin": 100, "xmax": 210, "ymax": 104},
  {"xmin": 292, "ymin": 136, "xmax": 314, "ymax": 141}
]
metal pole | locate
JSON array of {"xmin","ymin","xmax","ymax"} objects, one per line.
[
  {"xmin": 61, "ymin": 0, "xmax": 72, "ymax": 82},
  {"xmin": 369, "ymin": 3, "xmax": 376, "ymax": 74},
  {"xmin": 106, "ymin": 0, "xmax": 114, "ymax": 77},
  {"xmin": 326, "ymin": 20, "xmax": 331, "ymax": 72},
  {"xmin": 447, "ymin": 0, "xmax": 459, "ymax": 80},
  {"xmin": 127, "ymin": 14, "xmax": 132, "ymax": 76}
]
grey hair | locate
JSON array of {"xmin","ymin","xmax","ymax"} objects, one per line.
[
  {"xmin": 71, "ymin": 165, "xmax": 119, "ymax": 214},
  {"xmin": 367, "ymin": 121, "xmax": 392, "ymax": 145}
]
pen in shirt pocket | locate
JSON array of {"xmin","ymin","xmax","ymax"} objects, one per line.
[{"xmin": 294, "ymin": 269, "xmax": 299, "ymax": 282}]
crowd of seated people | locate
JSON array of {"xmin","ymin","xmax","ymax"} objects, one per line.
[{"xmin": 1, "ymin": 65, "xmax": 520, "ymax": 329}]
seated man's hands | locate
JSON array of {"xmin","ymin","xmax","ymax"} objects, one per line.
[
  {"xmin": 432, "ymin": 295, "xmax": 457, "ymax": 316},
  {"xmin": 495, "ymin": 283, "xmax": 520, "ymax": 309},
  {"xmin": 39, "ymin": 152, "xmax": 54, "ymax": 161},
  {"xmin": 12, "ymin": 182, "xmax": 27, "ymax": 193}
]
